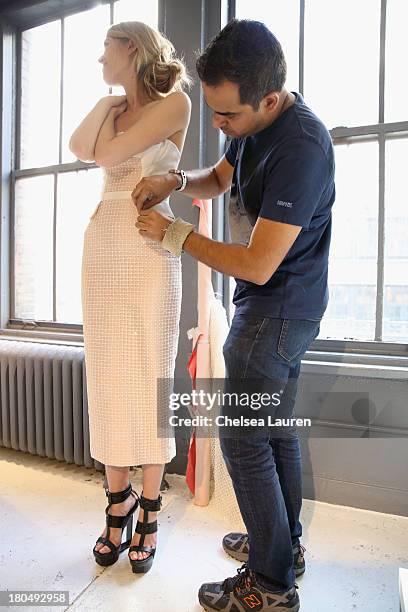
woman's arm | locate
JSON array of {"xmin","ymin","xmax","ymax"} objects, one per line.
[
  {"xmin": 69, "ymin": 95, "xmax": 126, "ymax": 162},
  {"xmin": 94, "ymin": 91, "xmax": 191, "ymax": 168},
  {"xmin": 93, "ymin": 101, "xmax": 127, "ymax": 164}
]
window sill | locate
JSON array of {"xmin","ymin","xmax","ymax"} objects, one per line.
[
  {"xmin": 1, "ymin": 331, "xmax": 407, "ymax": 378},
  {"xmin": 0, "ymin": 328, "xmax": 84, "ymax": 347},
  {"xmin": 302, "ymin": 350, "xmax": 408, "ymax": 379}
]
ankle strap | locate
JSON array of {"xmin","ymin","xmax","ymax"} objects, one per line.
[
  {"xmin": 139, "ymin": 493, "xmax": 162, "ymax": 512},
  {"xmin": 105, "ymin": 482, "xmax": 133, "ymax": 505}
]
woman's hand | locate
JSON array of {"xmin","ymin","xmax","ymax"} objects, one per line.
[
  {"xmin": 110, "ymin": 101, "xmax": 127, "ymax": 119},
  {"xmin": 132, "ymin": 173, "xmax": 181, "ymax": 212},
  {"xmin": 135, "ymin": 209, "xmax": 174, "ymax": 242},
  {"xmin": 101, "ymin": 94, "xmax": 127, "ymax": 108}
]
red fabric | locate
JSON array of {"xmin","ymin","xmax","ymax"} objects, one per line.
[
  {"xmin": 185, "ymin": 432, "xmax": 196, "ymax": 494},
  {"xmin": 185, "ymin": 338, "xmax": 201, "ymax": 494},
  {"xmin": 192, "ymin": 198, "xmax": 205, "ymax": 212}
]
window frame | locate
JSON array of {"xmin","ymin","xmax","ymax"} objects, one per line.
[
  {"xmin": 1, "ymin": 0, "xmax": 407, "ymax": 359},
  {"xmin": 228, "ymin": 0, "xmax": 408, "ymax": 357}
]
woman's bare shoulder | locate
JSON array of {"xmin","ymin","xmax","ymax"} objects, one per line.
[
  {"xmin": 157, "ymin": 93, "xmax": 191, "ymax": 151},
  {"xmin": 159, "ymin": 90, "xmax": 191, "ymax": 114}
]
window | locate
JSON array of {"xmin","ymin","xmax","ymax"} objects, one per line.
[
  {"xmin": 12, "ymin": 1, "xmax": 158, "ymax": 327},
  {"xmin": 233, "ymin": 0, "xmax": 408, "ymax": 346}
]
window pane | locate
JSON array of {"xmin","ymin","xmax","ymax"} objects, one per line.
[
  {"xmin": 113, "ymin": 0, "xmax": 158, "ymax": 26},
  {"xmin": 110, "ymin": 1, "xmax": 159, "ymax": 96},
  {"xmin": 304, "ymin": 0, "xmax": 380, "ymax": 129},
  {"xmin": 383, "ymin": 139, "xmax": 408, "ymax": 342},
  {"xmin": 14, "ymin": 176, "xmax": 54, "ymax": 320},
  {"xmin": 385, "ymin": 0, "xmax": 408, "ymax": 123},
  {"xmin": 235, "ymin": 0, "xmax": 299, "ymax": 92},
  {"xmin": 56, "ymin": 168, "xmax": 103, "ymax": 323},
  {"xmin": 319, "ymin": 141, "xmax": 379, "ymax": 341},
  {"xmin": 20, "ymin": 21, "xmax": 61, "ymax": 169},
  {"xmin": 62, "ymin": 5, "xmax": 110, "ymax": 163}
]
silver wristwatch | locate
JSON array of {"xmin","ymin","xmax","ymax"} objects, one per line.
[{"xmin": 169, "ymin": 168, "xmax": 187, "ymax": 192}]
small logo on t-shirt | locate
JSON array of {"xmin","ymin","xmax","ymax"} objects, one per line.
[{"xmin": 276, "ymin": 200, "xmax": 293, "ymax": 208}]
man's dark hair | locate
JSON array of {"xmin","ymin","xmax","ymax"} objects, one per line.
[{"xmin": 196, "ymin": 19, "xmax": 287, "ymax": 110}]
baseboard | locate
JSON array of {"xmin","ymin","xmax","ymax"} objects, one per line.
[{"xmin": 303, "ymin": 473, "xmax": 408, "ymax": 517}]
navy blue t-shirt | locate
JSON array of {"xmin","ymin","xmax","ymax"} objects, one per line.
[{"xmin": 225, "ymin": 92, "xmax": 335, "ymax": 319}]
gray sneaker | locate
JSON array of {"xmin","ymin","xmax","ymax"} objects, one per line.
[
  {"xmin": 198, "ymin": 563, "xmax": 300, "ymax": 612},
  {"xmin": 222, "ymin": 533, "xmax": 306, "ymax": 577}
]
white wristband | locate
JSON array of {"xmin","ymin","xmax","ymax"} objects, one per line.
[{"xmin": 161, "ymin": 217, "xmax": 195, "ymax": 256}]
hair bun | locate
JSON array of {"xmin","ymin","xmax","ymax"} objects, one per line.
[{"xmin": 142, "ymin": 57, "xmax": 187, "ymax": 96}]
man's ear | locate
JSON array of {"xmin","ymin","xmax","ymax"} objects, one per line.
[{"xmin": 263, "ymin": 91, "xmax": 280, "ymax": 113}]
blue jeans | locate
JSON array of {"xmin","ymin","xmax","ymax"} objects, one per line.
[{"xmin": 220, "ymin": 313, "xmax": 321, "ymax": 592}]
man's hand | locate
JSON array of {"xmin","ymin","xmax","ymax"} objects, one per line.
[
  {"xmin": 132, "ymin": 173, "xmax": 181, "ymax": 212},
  {"xmin": 135, "ymin": 209, "xmax": 174, "ymax": 242}
]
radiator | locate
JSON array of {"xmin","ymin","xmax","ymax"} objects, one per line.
[{"xmin": 0, "ymin": 339, "xmax": 103, "ymax": 471}]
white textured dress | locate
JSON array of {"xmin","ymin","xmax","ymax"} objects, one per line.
[{"xmin": 81, "ymin": 137, "xmax": 182, "ymax": 467}]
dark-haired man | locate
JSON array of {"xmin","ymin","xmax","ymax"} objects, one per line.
[{"xmin": 133, "ymin": 19, "xmax": 335, "ymax": 612}]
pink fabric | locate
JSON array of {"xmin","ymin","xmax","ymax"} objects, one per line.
[
  {"xmin": 185, "ymin": 199, "xmax": 213, "ymax": 505},
  {"xmin": 186, "ymin": 332, "xmax": 200, "ymax": 494}
]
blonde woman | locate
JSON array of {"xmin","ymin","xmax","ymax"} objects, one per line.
[{"xmin": 69, "ymin": 21, "xmax": 191, "ymax": 573}]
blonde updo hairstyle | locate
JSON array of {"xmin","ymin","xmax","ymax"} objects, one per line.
[{"xmin": 107, "ymin": 21, "xmax": 191, "ymax": 100}]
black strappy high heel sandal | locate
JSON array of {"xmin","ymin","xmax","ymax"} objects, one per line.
[
  {"xmin": 93, "ymin": 482, "xmax": 139, "ymax": 567},
  {"xmin": 128, "ymin": 492, "xmax": 162, "ymax": 574}
]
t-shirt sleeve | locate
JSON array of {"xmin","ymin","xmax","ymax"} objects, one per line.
[
  {"xmin": 259, "ymin": 139, "xmax": 329, "ymax": 229},
  {"xmin": 224, "ymin": 137, "xmax": 240, "ymax": 166}
]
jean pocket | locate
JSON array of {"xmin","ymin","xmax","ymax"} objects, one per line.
[
  {"xmin": 222, "ymin": 314, "xmax": 267, "ymax": 376},
  {"xmin": 277, "ymin": 318, "xmax": 320, "ymax": 362}
]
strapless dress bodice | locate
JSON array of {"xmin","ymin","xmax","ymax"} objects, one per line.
[{"xmin": 101, "ymin": 137, "xmax": 181, "ymax": 217}]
